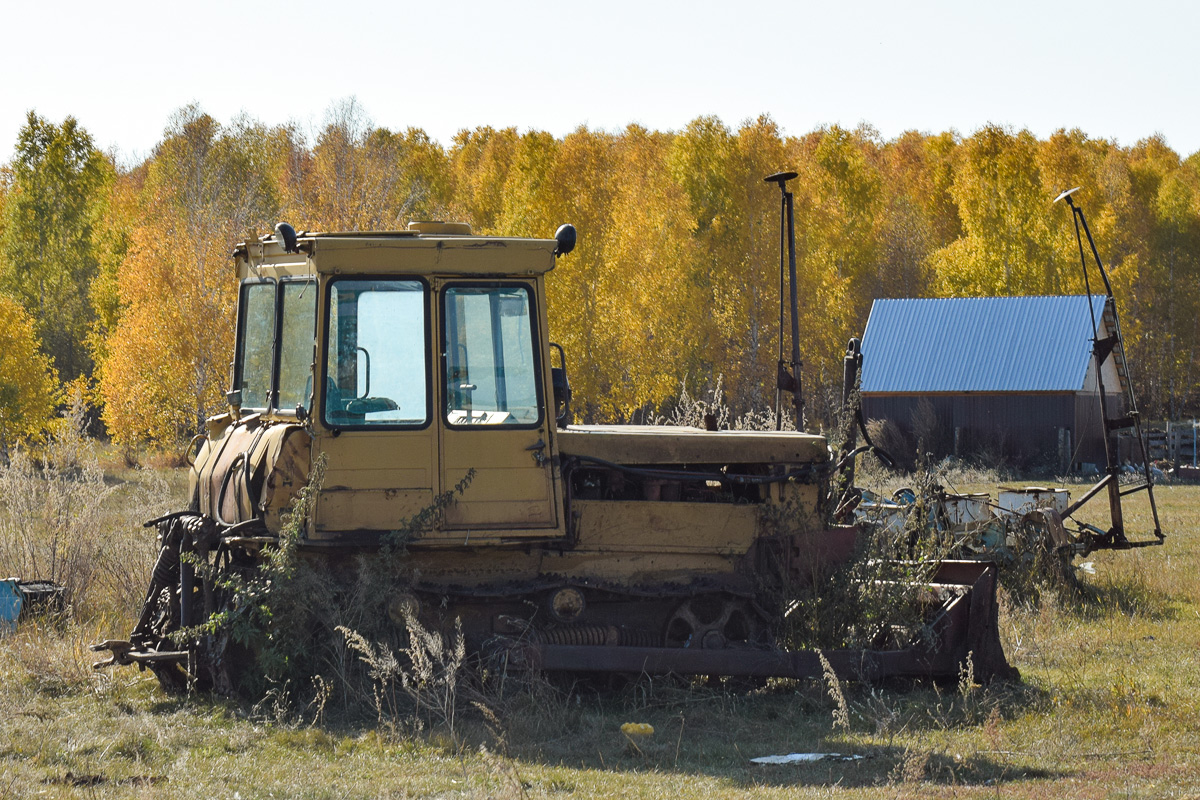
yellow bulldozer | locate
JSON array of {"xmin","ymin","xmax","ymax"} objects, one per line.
[{"xmin": 94, "ymin": 191, "xmax": 1015, "ymax": 693}]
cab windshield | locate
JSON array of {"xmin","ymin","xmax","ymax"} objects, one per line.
[{"xmin": 322, "ymin": 279, "xmax": 428, "ymax": 427}]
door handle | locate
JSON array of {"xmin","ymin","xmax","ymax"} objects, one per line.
[{"xmin": 525, "ymin": 438, "xmax": 547, "ymax": 466}]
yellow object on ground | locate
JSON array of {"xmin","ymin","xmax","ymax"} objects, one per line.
[{"xmin": 621, "ymin": 722, "xmax": 654, "ymax": 737}]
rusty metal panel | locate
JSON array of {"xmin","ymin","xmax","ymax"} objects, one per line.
[
  {"xmin": 260, "ymin": 426, "xmax": 311, "ymax": 532},
  {"xmin": 312, "ymin": 426, "xmax": 439, "ymax": 535},
  {"xmin": 311, "ymin": 237, "xmax": 557, "ymax": 277},
  {"xmin": 313, "ymin": 488, "xmax": 435, "ymax": 534}
]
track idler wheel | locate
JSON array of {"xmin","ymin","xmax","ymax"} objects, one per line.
[{"xmin": 663, "ymin": 596, "xmax": 770, "ymax": 649}]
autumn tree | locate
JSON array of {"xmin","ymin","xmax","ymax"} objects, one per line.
[
  {"xmin": 0, "ymin": 295, "xmax": 58, "ymax": 447},
  {"xmin": 448, "ymin": 126, "xmax": 521, "ymax": 234},
  {"xmin": 0, "ymin": 112, "xmax": 112, "ymax": 383},
  {"xmin": 596, "ymin": 125, "xmax": 700, "ymax": 416},
  {"xmin": 1, "ymin": 104, "xmax": 1190, "ymax": 439},
  {"xmin": 518, "ymin": 127, "xmax": 620, "ymax": 420},
  {"xmin": 872, "ymin": 130, "xmax": 949, "ymax": 299},
  {"xmin": 1113, "ymin": 137, "xmax": 1200, "ymax": 417},
  {"xmin": 284, "ymin": 98, "xmax": 448, "ymax": 231},
  {"xmin": 86, "ymin": 167, "xmax": 143, "ymax": 370},
  {"xmin": 669, "ymin": 116, "xmax": 762, "ymax": 411},
  {"xmin": 929, "ymin": 124, "xmax": 1061, "ymax": 296},
  {"xmin": 99, "ymin": 107, "xmax": 284, "ymax": 447}
]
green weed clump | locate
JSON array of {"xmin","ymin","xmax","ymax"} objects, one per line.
[
  {"xmin": 197, "ymin": 461, "xmax": 479, "ymax": 733},
  {"xmin": 762, "ymin": 457, "xmax": 953, "ymax": 653}
]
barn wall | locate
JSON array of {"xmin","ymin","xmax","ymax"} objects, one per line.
[
  {"xmin": 861, "ymin": 392, "xmax": 1112, "ymax": 471},
  {"xmin": 1074, "ymin": 392, "xmax": 1126, "ymax": 469}
]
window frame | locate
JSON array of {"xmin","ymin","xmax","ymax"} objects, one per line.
[
  {"xmin": 233, "ymin": 277, "xmax": 278, "ymax": 413},
  {"xmin": 318, "ymin": 275, "xmax": 434, "ymax": 432},
  {"xmin": 439, "ymin": 280, "xmax": 545, "ymax": 431},
  {"xmin": 274, "ymin": 277, "xmax": 319, "ymax": 415}
]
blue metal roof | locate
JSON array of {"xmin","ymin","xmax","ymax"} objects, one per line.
[{"xmin": 859, "ymin": 295, "xmax": 1110, "ymax": 393}]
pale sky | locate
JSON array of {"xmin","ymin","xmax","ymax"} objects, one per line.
[{"xmin": 3, "ymin": 0, "xmax": 1198, "ymax": 166}]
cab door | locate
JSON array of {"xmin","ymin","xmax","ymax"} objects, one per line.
[
  {"xmin": 437, "ymin": 282, "xmax": 560, "ymax": 532},
  {"xmin": 312, "ymin": 278, "xmax": 439, "ymax": 538}
]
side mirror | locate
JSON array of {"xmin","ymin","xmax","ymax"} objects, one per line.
[
  {"xmin": 549, "ymin": 343, "xmax": 572, "ymax": 426},
  {"xmin": 554, "ymin": 224, "xmax": 576, "ymax": 257}
]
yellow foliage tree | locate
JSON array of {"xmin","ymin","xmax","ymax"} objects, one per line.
[
  {"xmin": 929, "ymin": 125, "xmax": 1060, "ymax": 296},
  {"xmin": 49, "ymin": 107, "xmax": 1200, "ymax": 434},
  {"xmin": 0, "ymin": 294, "xmax": 58, "ymax": 447},
  {"xmin": 98, "ymin": 107, "xmax": 281, "ymax": 448},
  {"xmin": 283, "ymin": 99, "xmax": 447, "ymax": 231},
  {"xmin": 600, "ymin": 125, "xmax": 700, "ymax": 417}
]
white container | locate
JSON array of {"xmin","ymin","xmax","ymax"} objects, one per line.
[
  {"xmin": 997, "ymin": 487, "xmax": 1070, "ymax": 517},
  {"xmin": 942, "ymin": 493, "xmax": 992, "ymax": 526}
]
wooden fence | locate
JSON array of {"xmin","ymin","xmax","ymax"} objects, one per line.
[{"xmin": 1116, "ymin": 421, "xmax": 1197, "ymax": 465}]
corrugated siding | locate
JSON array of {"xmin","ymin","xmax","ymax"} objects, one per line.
[{"xmin": 859, "ymin": 296, "xmax": 1109, "ymax": 393}]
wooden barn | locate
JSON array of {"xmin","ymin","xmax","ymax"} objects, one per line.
[{"xmin": 859, "ymin": 295, "xmax": 1124, "ymax": 471}]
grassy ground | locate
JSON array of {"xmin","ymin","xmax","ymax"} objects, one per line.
[{"xmin": 1, "ymin": 466, "xmax": 1198, "ymax": 799}]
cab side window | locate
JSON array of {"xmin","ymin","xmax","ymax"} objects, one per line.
[
  {"xmin": 443, "ymin": 285, "xmax": 540, "ymax": 426},
  {"xmin": 235, "ymin": 281, "xmax": 276, "ymax": 410},
  {"xmin": 278, "ymin": 281, "xmax": 317, "ymax": 412}
]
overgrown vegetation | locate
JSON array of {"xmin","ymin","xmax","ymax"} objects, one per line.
[
  {"xmin": 191, "ymin": 462, "xmax": 481, "ymax": 732},
  {"xmin": 0, "ymin": 388, "xmax": 1190, "ymax": 795},
  {"xmin": 0, "ymin": 453, "xmax": 1194, "ymax": 797},
  {"xmin": 0, "ymin": 397, "xmax": 171, "ymax": 619}
]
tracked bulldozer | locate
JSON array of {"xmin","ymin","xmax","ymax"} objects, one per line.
[{"xmin": 94, "ymin": 183, "xmax": 1016, "ymax": 692}]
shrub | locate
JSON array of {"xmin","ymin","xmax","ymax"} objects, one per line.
[{"xmin": 197, "ymin": 462, "xmax": 478, "ymax": 729}]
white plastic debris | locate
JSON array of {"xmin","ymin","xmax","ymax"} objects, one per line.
[
  {"xmin": 750, "ymin": 752, "xmax": 864, "ymax": 765},
  {"xmin": 1077, "ymin": 561, "xmax": 1096, "ymax": 575}
]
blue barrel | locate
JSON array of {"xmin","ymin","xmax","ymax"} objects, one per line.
[{"xmin": 0, "ymin": 579, "xmax": 22, "ymax": 631}]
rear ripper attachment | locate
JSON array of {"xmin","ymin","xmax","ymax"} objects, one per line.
[
  {"xmin": 1053, "ymin": 188, "xmax": 1164, "ymax": 556},
  {"xmin": 836, "ymin": 190, "xmax": 1164, "ymax": 592},
  {"xmin": 94, "ymin": 201, "xmax": 1016, "ymax": 693}
]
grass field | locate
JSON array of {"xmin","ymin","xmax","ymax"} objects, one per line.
[{"xmin": 1, "ymin": 463, "xmax": 1198, "ymax": 799}]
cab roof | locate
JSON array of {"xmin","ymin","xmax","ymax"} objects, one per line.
[{"xmin": 234, "ymin": 224, "xmax": 561, "ymax": 281}]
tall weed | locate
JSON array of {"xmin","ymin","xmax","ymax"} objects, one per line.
[
  {"xmin": 201, "ymin": 460, "xmax": 479, "ymax": 731},
  {"xmin": 0, "ymin": 397, "xmax": 173, "ymax": 621},
  {"xmin": 651, "ymin": 377, "xmax": 792, "ymax": 432}
]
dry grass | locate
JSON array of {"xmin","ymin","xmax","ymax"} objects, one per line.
[
  {"xmin": 1, "ymin": 459, "xmax": 1199, "ymax": 798},
  {"xmin": 0, "ymin": 406, "xmax": 180, "ymax": 625}
]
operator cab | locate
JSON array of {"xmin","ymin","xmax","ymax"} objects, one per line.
[{"xmin": 228, "ymin": 222, "xmax": 571, "ymax": 545}]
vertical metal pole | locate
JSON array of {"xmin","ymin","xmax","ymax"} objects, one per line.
[
  {"xmin": 1069, "ymin": 201, "xmax": 1124, "ymax": 540},
  {"xmin": 836, "ymin": 338, "xmax": 862, "ymax": 501},
  {"xmin": 775, "ymin": 192, "xmax": 786, "ymax": 430},
  {"xmin": 766, "ymin": 171, "xmax": 800, "ymax": 431},
  {"xmin": 785, "ymin": 190, "xmax": 804, "ymax": 430}
]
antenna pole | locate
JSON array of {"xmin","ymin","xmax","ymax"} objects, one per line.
[{"xmin": 765, "ymin": 171, "xmax": 804, "ymax": 431}]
